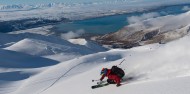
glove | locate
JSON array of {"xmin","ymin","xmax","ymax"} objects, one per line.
[{"xmin": 97, "ymin": 81, "xmax": 103, "ymax": 85}]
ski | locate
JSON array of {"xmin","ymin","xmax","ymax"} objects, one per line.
[{"xmin": 91, "ymin": 83, "xmax": 109, "ymax": 89}]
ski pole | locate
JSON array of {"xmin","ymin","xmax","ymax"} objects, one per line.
[
  {"xmin": 92, "ymin": 79, "xmax": 100, "ymax": 82},
  {"xmin": 119, "ymin": 59, "xmax": 125, "ymax": 65}
]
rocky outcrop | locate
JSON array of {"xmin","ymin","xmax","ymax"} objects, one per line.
[{"xmin": 94, "ymin": 25, "xmax": 190, "ymax": 48}]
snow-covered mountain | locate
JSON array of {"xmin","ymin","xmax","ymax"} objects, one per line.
[
  {"xmin": 1, "ymin": 1, "xmax": 190, "ymax": 94},
  {"xmin": 39, "ymin": 35, "xmax": 190, "ymax": 94},
  {"xmin": 95, "ymin": 10, "xmax": 190, "ymax": 48},
  {"xmin": 0, "ymin": 1, "xmax": 190, "ymax": 33},
  {"xmin": 0, "ymin": 5, "xmax": 24, "ymax": 10},
  {"xmin": 0, "ymin": 3, "xmax": 65, "ymax": 11},
  {"xmin": 0, "ymin": 1, "xmax": 190, "ymax": 21},
  {"xmin": 1, "ymin": 31, "xmax": 106, "ymax": 62},
  {"xmin": 1, "ymin": 29, "xmax": 190, "ymax": 94}
]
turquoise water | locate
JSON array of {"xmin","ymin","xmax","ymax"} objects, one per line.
[{"xmin": 54, "ymin": 4, "xmax": 190, "ymax": 35}]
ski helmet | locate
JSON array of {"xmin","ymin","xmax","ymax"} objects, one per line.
[{"xmin": 100, "ymin": 68, "xmax": 108, "ymax": 75}]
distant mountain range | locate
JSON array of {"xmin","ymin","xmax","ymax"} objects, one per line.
[
  {"xmin": 0, "ymin": 3, "xmax": 63, "ymax": 10},
  {"xmin": 94, "ymin": 11, "xmax": 190, "ymax": 48},
  {"xmin": 0, "ymin": 2, "xmax": 190, "ymax": 33}
]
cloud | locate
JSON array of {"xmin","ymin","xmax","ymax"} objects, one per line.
[
  {"xmin": 128, "ymin": 11, "xmax": 190, "ymax": 35},
  {"xmin": 182, "ymin": 6, "xmax": 190, "ymax": 11},
  {"xmin": 127, "ymin": 12, "xmax": 160, "ymax": 24},
  {"xmin": 61, "ymin": 29, "xmax": 85, "ymax": 40}
]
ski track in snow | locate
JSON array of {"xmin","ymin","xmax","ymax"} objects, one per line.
[
  {"xmin": 0, "ymin": 2, "xmax": 190, "ymax": 94},
  {"xmin": 1, "ymin": 32, "xmax": 190, "ymax": 94},
  {"xmin": 1, "ymin": 34, "xmax": 190, "ymax": 94}
]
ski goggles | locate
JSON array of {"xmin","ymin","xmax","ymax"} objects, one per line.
[{"xmin": 100, "ymin": 69, "xmax": 107, "ymax": 75}]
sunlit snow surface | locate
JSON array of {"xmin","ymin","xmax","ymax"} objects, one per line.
[
  {"xmin": 0, "ymin": 11, "xmax": 190, "ymax": 93},
  {"xmin": 1, "ymin": 32, "xmax": 190, "ymax": 94},
  {"xmin": 0, "ymin": 0, "xmax": 190, "ymax": 94}
]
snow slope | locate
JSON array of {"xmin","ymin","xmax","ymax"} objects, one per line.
[
  {"xmin": 0, "ymin": 31, "xmax": 106, "ymax": 93},
  {"xmin": 5, "ymin": 38, "xmax": 95, "ymax": 56},
  {"xmin": 0, "ymin": 49, "xmax": 58, "ymax": 68},
  {"xmin": 0, "ymin": 48, "xmax": 60, "ymax": 94},
  {"xmin": 1, "ymin": 14, "xmax": 190, "ymax": 93},
  {"xmin": 5, "ymin": 38, "xmax": 106, "ymax": 61},
  {"xmin": 40, "ymin": 35, "xmax": 190, "ymax": 94},
  {"xmin": 1, "ymin": 1, "xmax": 190, "ymax": 94},
  {"xmin": 1, "ymin": 33, "xmax": 190, "ymax": 94}
]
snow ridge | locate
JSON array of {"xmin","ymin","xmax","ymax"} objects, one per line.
[{"xmin": 1, "ymin": 1, "xmax": 190, "ymax": 94}]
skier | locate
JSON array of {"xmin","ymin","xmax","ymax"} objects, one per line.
[{"xmin": 100, "ymin": 67, "xmax": 124, "ymax": 87}]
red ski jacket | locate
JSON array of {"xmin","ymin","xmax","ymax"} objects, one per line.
[{"xmin": 100, "ymin": 69, "xmax": 121, "ymax": 85}]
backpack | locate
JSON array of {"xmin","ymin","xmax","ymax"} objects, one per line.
[{"xmin": 111, "ymin": 66, "xmax": 125, "ymax": 78}]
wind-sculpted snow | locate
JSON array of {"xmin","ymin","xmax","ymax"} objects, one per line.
[
  {"xmin": 1, "ymin": 1, "xmax": 190, "ymax": 94},
  {"xmin": 5, "ymin": 38, "xmax": 106, "ymax": 62},
  {"xmin": 0, "ymin": 31, "xmax": 106, "ymax": 93},
  {"xmin": 5, "ymin": 38, "xmax": 93, "ymax": 56},
  {"xmin": 0, "ymin": 32, "xmax": 106, "ymax": 62},
  {"xmin": 1, "ymin": 33, "xmax": 190, "ymax": 94},
  {"xmin": 37, "ymin": 35, "xmax": 190, "ymax": 94},
  {"xmin": 0, "ymin": 32, "xmax": 76, "ymax": 48},
  {"xmin": 12, "ymin": 50, "xmax": 124, "ymax": 94}
]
